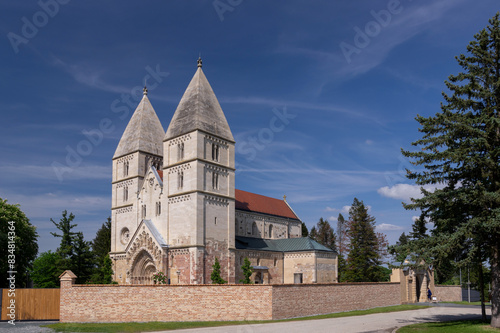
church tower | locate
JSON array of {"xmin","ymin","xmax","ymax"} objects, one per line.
[
  {"xmin": 163, "ymin": 58, "xmax": 236, "ymax": 284},
  {"xmin": 110, "ymin": 88, "xmax": 165, "ymax": 279}
]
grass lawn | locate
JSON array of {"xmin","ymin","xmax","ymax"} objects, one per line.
[
  {"xmin": 44, "ymin": 304, "xmax": 429, "ymax": 332},
  {"xmin": 397, "ymin": 320, "xmax": 500, "ymax": 332}
]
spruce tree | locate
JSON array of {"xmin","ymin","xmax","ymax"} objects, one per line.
[
  {"xmin": 344, "ymin": 198, "xmax": 383, "ymax": 282},
  {"xmin": 240, "ymin": 257, "xmax": 253, "ymax": 284},
  {"xmin": 337, "ymin": 214, "xmax": 348, "ymax": 282},
  {"xmin": 301, "ymin": 222, "xmax": 309, "ymax": 237},
  {"xmin": 400, "ymin": 13, "xmax": 500, "ymax": 327},
  {"xmin": 309, "ymin": 217, "xmax": 337, "ymax": 252},
  {"xmin": 210, "ymin": 257, "xmax": 227, "ymax": 284}
]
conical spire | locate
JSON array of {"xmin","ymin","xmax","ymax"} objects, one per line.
[
  {"xmin": 113, "ymin": 92, "xmax": 165, "ymax": 159},
  {"xmin": 164, "ymin": 60, "xmax": 234, "ymax": 142}
]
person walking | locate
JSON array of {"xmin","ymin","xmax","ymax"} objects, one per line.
[{"xmin": 427, "ymin": 288, "xmax": 432, "ymax": 302}]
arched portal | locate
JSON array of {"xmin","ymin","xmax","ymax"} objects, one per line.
[{"xmin": 131, "ymin": 249, "xmax": 157, "ymax": 284}]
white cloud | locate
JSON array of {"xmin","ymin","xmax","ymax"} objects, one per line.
[
  {"xmin": 376, "ymin": 223, "xmax": 404, "ymax": 231},
  {"xmin": 377, "ymin": 183, "xmax": 445, "ymax": 202}
]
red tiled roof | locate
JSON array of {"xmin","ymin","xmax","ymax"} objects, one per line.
[
  {"xmin": 157, "ymin": 170, "xmax": 163, "ymax": 180},
  {"xmin": 235, "ymin": 189, "xmax": 299, "ymax": 220}
]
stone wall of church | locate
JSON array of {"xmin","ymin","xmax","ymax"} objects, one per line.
[
  {"xmin": 235, "ymin": 210, "xmax": 301, "ymax": 239},
  {"xmin": 235, "ymin": 250, "xmax": 283, "ymax": 284}
]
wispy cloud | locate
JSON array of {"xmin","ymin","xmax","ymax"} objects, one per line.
[
  {"xmin": 376, "ymin": 223, "xmax": 404, "ymax": 231},
  {"xmin": 377, "ymin": 183, "xmax": 445, "ymax": 202}
]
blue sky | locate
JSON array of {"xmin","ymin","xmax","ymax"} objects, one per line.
[{"xmin": 1, "ymin": 1, "xmax": 498, "ymax": 255}]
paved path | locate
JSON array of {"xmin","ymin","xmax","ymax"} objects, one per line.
[
  {"xmin": 160, "ymin": 305, "xmax": 490, "ymax": 333},
  {"xmin": 2, "ymin": 305, "xmax": 490, "ymax": 333}
]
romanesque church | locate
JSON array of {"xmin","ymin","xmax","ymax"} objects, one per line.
[{"xmin": 110, "ymin": 59, "xmax": 337, "ymax": 285}]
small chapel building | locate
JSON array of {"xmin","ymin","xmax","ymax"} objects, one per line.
[{"xmin": 109, "ymin": 58, "xmax": 337, "ymax": 285}]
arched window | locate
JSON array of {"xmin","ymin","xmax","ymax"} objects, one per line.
[{"xmin": 269, "ymin": 224, "xmax": 273, "ymax": 239}]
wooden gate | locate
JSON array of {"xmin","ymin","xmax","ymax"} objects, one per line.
[{"xmin": 1, "ymin": 288, "xmax": 60, "ymax": 320}]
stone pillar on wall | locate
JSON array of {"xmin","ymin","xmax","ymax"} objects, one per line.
[{"xmin": 59, "ymin": 270, "xmax": 77, "ymax": 288}]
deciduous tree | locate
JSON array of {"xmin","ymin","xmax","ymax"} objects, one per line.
[{"xmin": 0, "ymin": 198, "xmax": 38, "ymax": 287}]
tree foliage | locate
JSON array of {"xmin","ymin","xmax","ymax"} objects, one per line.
[
  {"xmin": 344, "ymin": 198, "xmax": 385, "ymax": 282},
  {"xmin": 240, "ymin": 257, "xmax": 253, "ymax": 284},
  {"xmin": 336, "ymin": 214, "xmax": 349, "ymax": 282},
  {"xmin": 50, "ymin": 211, "xmax": 95, "ymax": 284},
  {"xmin": 31, "ymin": 251, "xmax": 60, "ymax": 288},
  {"xmin": 90, "ymin": 218, "xmax": 113, "ymax": 284},
  {"xmin": 397, "ymin": 13, "xmax": 500, "ymax": 327},
  {"xmin": 210, "ymin": 257, "xmax": 227, "ymax": 284},
  {"xmin": 0, "ymin": 198, "xmax": 38, "ymax": 287},
  {"xmin": 309, "ymin": 217, "xmax": 337, "ymax": 252}
]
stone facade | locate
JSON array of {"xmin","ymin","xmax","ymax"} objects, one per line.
[{"xmin": 110, "ymin": 60, "xmax": 337, "ymax": 285}]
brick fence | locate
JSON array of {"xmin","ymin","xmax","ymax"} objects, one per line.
[
  {"xmin": 434, "ymin": 285, "xmax": 462, "ymax": 302},
  {"xmin": 59, "ymin": 271, "xmax": 401, "ymax": 322}
]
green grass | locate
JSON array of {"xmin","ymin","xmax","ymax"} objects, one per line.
[
  {"xmin": 43, "ymin": 304, "xmax": 429, "ymax": 332},
  {"xmin": 397, "ymin": 320, "xmax": 500, "ymax": 332}
]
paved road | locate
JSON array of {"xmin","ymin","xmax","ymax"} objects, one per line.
[
  {"xmin": 1, "ymin": 305, "xmax": 490, "ymax": 333},
  {"xmin": 160, "ymin": 305, "xmax": 490, "ymax": 333}
]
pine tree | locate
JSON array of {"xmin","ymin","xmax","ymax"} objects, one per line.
[
  {"xmin": 301, "ymin": 222, "xmax": 309, "ymax": 237},
  {"xmin": 50, "ymin": 210, "xmax": 77, "ymax": 277},
  {"xmin": 344, "ymin": 198, "xmax": 384, "ymax": 282},
  {"xmin": 90, "ymin": 218, "xmax": 113, "ymax": 284},
  {"xmin": 309, "ymin": 217, "xmax": 337, "ymax": 252},
  {"xmin": 240, "ymin": 257, "xmax": 253, "ymax": 284},
  {"xmin": 210, "ymin": 257, "xmax": 227, "ymax": 284},
  {"xmin": 337, "ymin": 214, "xmax": 348, "ymax": 282},
  {"xmin": 400, "ymin": 13, "xmax": 500, "ymax": 327},
  {"xmin": 409, "ymin": 215, "xmax": 427, "ymax": 240},
  {"xmin": 72, "ymin": 232, "xmax": 94, "ymax": 284}
]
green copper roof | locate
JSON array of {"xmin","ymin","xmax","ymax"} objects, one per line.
[{"xmin": 235, "ymin": 236, "xmax": 336, "ymax": 253}]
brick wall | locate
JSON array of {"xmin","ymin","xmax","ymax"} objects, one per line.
[
  {"xmin": 60, "ymin": 274, "xmax": 401, "ymax": 322},
  {"xmin": 434, "ymin": 285, "xmax": 462, "ymax": 302},
  {"xmin": 60, "ymin": 284, "xmax": 273, "ymax": 322},
  {"xmin": 272, "ymin": 283, "xmax": 401, "ymax": 319}
]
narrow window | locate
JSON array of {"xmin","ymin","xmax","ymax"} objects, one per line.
[
  {"xmin": 252, "ymin": 222, "xmax": 258, "ymax": 236},
  {"xmin": 142, "ymin": 205, "xmax": 146, "ymax": 219},
  {"xmin": 124, "ymin": 161, "xmax": 129, "ymax": 177},
  {"xmin": 215, "ymin": 217, "xmax": 217, "ymax": 225},
  {"xmin": 123, "ymin": 186, "xmax": 128, "ymax": 202},
  {"xmin": 178, "ymin": 171, "xmax": 184, "ymax": 190},
  {"xmin": 178, "ymin": 142, "xmax": 184, "ymax": 161},
  {"xmin": 212, "ymin": 143, "xmax": 219, "ymax": 161},
  {"xmin": 269, "ymin": 224, "xmax": 273, "ymax": 239},
  {"xmin": 156, "ymin": 202, "xmax": 161, "ymax": 216},
  {"xmin": 212, "ymin": 171, "xmax": 218, "ymax": 189}
]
